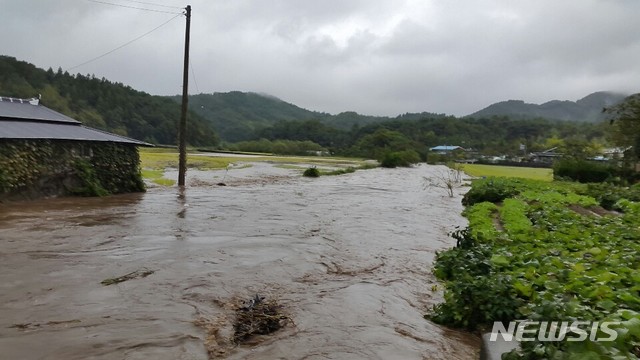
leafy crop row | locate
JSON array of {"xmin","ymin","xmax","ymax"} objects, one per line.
[{"xmin": 431, "ymin": 177, "xmax": 640, "ymax": 359}]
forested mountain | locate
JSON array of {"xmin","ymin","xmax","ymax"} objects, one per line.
[
  {"xmin": 468, "ymin": 92, "xmax": 627, "ymax": 122},
  {"xmin": 0, "ymin": 55, "xmax": 616, "ymax": 158},
  {"xmin": 169, "ymin": 92, "xmax": 330, "ymax": 142},
  {"xmin": 171, "ymin": 92, "xmax": 447, "ymax": 142},
  {"xmin": 178, "ymin": 90, "xmax": 623, "ymax": 143},
  {"xmin": 0, "ymin": 56, "xmax": 218, "ymax": 146}
]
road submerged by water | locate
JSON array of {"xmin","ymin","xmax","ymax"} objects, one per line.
[{"xmin": 0, "ymin": 163, "xmax": 480, "ymax": 359}]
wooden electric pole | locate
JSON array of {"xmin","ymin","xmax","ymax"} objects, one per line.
[{"xmin": 178, "ymin": 5, "xmax": 191, "ymax": 187}]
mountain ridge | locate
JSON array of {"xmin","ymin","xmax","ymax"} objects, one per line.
[
  {"xmin": 170, "ymin": 92, "xmax": 446, "ymax": 142},
  {"xmin": 176, "ymin": 90, "xmax": 629, "ymax": 141},
  {"xmin": 2, "ymin": 55, "xmax": 632, "ymax": 145},
  {"xmin": 467, "ymin": 91, "xmax": 628, "ymax": 122}
]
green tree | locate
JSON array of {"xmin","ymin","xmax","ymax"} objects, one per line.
[
  {"xmin": 606, "ymin": 93, "xmax": 640, "ymax": 162},
  {"xmin": 352, "ymin": 128, "xmax": 415, "ymax": 159},
  {"xmin": 0, "ymin": 56, "xmax": 219, "ymax": 147},
  {"xmin": 559, "ymin": 135, "xmax": 601, "ymax": 159}
]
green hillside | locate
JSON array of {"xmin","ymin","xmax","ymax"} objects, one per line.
[
  {"xmin": 0, "ymin": 56, "xmax": 218, "ymax": 146},
  {"xmin": 171, "ymin": 92, "xmax": 446, "ymax": 142},
  {"xmin": 173, "ymin": 92, "xmax": 330, "ymax": 142}
]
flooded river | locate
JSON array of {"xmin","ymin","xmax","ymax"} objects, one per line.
[{"xmin": 0, "ymin": 163, "xmax": 480, "ymax": 359}]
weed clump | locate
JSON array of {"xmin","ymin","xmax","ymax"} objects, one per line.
[{"xmin": 303, "ymin": 167, "xmax": 320, "ymax": 177}]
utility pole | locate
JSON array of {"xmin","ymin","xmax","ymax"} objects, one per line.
[{"xmin": 178, "ymin": 5, "xmax": 191, "ymax": 187}]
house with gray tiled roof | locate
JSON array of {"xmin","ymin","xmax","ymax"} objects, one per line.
[{"xmin": 0, "ymin": 96, "xmax": 150, "ymax": 200}]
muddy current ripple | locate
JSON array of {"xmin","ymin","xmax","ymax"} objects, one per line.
[{"xmin": 0, "ymin": 164, "xmax": 480, "ymax": 359}]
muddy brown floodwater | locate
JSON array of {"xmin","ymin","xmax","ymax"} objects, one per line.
[{"xmin": 0, "ymin": 163, "xmax": 480, "ymax": 359}]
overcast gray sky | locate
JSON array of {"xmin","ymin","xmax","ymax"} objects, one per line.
[{"xmin": 2, "ymin": 0, "xmax": 639, "ymax": 116}]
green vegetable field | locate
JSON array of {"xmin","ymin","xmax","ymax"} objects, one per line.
[
  {"xmin": 460, "ymin": 164, "xmax": 553, "ymax": 181},
  {"xmin": 430, "ymin": 177, "xmax": 640, "ymax": 359}
]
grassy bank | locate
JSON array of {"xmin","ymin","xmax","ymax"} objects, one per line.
[
  {"xmin": 140, "ymin": 169, "xmax": 176, "ymax": 186},
  {"xmin": 430, "ymin": 177, "xmax": 640, "ymax": 359},
  {"xmin": 460, "ymin": 164, "xmax": 553, "ymax": 181}
]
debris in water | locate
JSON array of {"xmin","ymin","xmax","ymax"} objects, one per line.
[
  {"xmin": 193, "ymin": 316, "xmax": 232, "ymax": 359},
  {"xmin": 10, "ymin": 319, "xmax": 81, "ymax": 331},
  {"xmin": 233, "ymin": 294, "xmax": 290, "ymax": 344},
  {"xmin": 240, "ymin": 294, "xmax": 265, "ymax": 311},
  {"xmin": 217, "ymin": 182, "xmax": 227, "ymax": 186},
  {"xmin": 100, "ymin": 268, "xmax": 155, "ymax": 286}
]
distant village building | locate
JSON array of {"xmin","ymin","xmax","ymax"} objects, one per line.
[
  {"xmin": 0, "ymin": 96, "xmax": 150, "ymax": 200},
  {"xmin": 428, "ymin": 145, "xmax": 470, "ymax": 163},
  {"xmin": 529, "ymin": 147, "xmax": 563, "ymax": 164},
  {"xmin": 597, "ymin": 147, "xmax": 630, "ymax": 161},
  {"xmin": 429, "ymin": 145, "xmax": 466, "ymax": 154}
]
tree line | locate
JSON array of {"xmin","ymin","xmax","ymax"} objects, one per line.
[
  {"xmin": 4, "ymin": 55, "xmax": 637, "ymax": 165},
  {"xmin": 233, "ymin": 116, "xmax": 609, "ymax": 161},
  {"xmin": 0, "ymin": 56, "xmax": 218, "ymax": 146}
]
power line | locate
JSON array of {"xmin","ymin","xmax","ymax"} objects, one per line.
[
  {"xmin": 86, "ymin": 0, "xmax": 182, "ymax": 14},
  {"xmin": 66, "ymin": 13, "xmax": 182, "ymax": 72},
  {"xmin": 116, "ymin": 0, "xmax": 182, "ymax": 9},
  {"xmin": 189, "ymin": 59, "xmax": 200, "ymax": 94}
]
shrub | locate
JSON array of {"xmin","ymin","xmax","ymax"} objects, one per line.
[
  {"xmin": 581, "ymin": 182, "xmax": 640, "ymax": 210},
  {"xmin": 461, "ymin": 177, "xmax": 524, "ymax": 206},
  {"xmin": 429, "ymin": 273, "xmax": 522, "ymax": 330},
  {"xmin": 433, "ymin": 244, "xmax": 492, "ymax": 281},
  {"xmin": 430, "ymin": 226, "xmax": 523, "ymax": 330},
  {"xmin": 552, "ymin": 160, "xmax": 612, "ymax": 183},
  {"xmin": 380, "ymin": 150, "xmax": 420, "ymax": 168},
  {"xmin": 303, "ymin": 167, "xmax": 320, "ymax": 177}
]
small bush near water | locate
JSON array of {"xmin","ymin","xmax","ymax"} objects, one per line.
[
  {"xmin": 461, "ymin": 177, "xmax": 528, "ymax": 206},
  {"xmin": 303, "ymin": 167, "xmax": 320, "ymax": 177}
]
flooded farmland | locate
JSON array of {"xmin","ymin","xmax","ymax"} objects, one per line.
[{"xmin": 0, "ymin": 163, "xmax": 480, "ymax": 359}]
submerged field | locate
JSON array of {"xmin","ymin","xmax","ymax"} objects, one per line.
[
  {"xmin": 140, "ymin": 149, "xmax": 378, "ymax": 186},
  {"xmin": 139, "ymin": 148, "xmax": 370, "ymax": 170},
  {"xmin": 139, "ymin": 148, "xmax": 374, "ymax": 185},
  {"xmin": 431, "ymin": 177, "xmax": 640, "ymax": 359}
]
